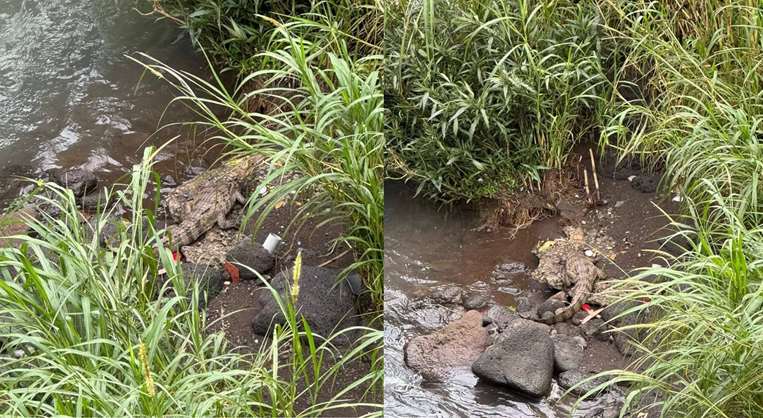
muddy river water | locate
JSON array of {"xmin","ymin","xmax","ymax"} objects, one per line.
[
  {"xmin": 0, "ymin": 0, "xmax": 204, "ymax": 207},
  {"xmin": 384, "ymin": 181, "xmax": 613, "ymax": 417}
]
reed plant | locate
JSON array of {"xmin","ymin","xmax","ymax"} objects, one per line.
[
  {"xmin": 133, "ymin": 4, "xmax": 384, "ymax": 309},
  {"xmin": 590, "ymin": 186, "xmax": 763, "ymax": 417},
  {"xmin": 385, "ymin": 0, "xmax": 610, "ymax": 201},
  {"xmin": 0, "ymin": 148, "xmax": 381, "ymax": 416}
]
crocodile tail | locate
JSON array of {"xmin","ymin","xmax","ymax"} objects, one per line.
[{"xmin": 544, "ymin": 278, "xmax": 594, "ymax": 324}]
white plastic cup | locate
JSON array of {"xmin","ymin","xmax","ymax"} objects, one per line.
[{"xmin": 263, "ymin": 233, "xmax": 282, "ymax": 254}]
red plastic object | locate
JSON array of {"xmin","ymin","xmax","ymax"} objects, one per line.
[
  {"xmin": 172, "ymin": 251, "xmax": 182, "ymax": 262},
  {"xmin": 223, "ymin": 262, "xmax": 240, "ymax": 285},
  {"xmin": 581, "ymin": 303, "xmax": 592, "ymax": 313}
]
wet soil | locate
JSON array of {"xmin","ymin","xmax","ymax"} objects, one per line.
[{"xmin": 384, "ymin": 152, "xmax": 678, "ymax": 417}]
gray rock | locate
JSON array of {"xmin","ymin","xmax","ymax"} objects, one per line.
[
  {"xmin": 581, "ymin": 317, "xmax": 609, "ymax": 341},
  {"xmin": 463, "ymin": 291, "xmax": 489, "ymax": 310},
  {"xmin": 226, "ymin": 237, "xmax": 275, "ymax": 279},
  {"xmin": 51, "ymin": 168, "xmax": 97, "ymax": 197},
  {"xmin": 250, "ymin": 265, "xmax": 359, "ymax": 343},
  {"xmin": 571, "ymin": 310, "xmax": 588, "ymax": 325},
  {"xmin": 552, "ymin": 334, "xmax": 584, "ymax": 372},
  {"xmin": 538, "ymin": 297, "xmax": 566, "ymax": 317},
  {"xmin": 430, "ymin": 285, "xmax": 463, "ymax": 305},
  {"xmin": 80, "ymin": 189, "xmax": 110, "ymax": 211},
  {"xmin": 162, "ymin": 175, "xmax": 178, "ymax": 187},
  {"xmin": 558, "ymin": 369, "xmax": 608, "ymax": 397},
  {"xmin": 405, "ymin": 310, "xmax": 488, "ymax": 381},
  {"xmin": 472, "ymin": 317, "xmax": 553, "ymax": 397},
  {"xmin": 179, "ymin": 263, "xmax": 225, "ymax": 305},
  {"xmin": 483, "ymin": 305, "xmax": 519, "ymax": 331}
]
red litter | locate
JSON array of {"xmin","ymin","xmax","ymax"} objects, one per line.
[
  {"xmin": 223, "ymin": 262, "xmax": 240, "ymax": 285},
  {"xmin": 581, "ymin": 303, "xmax": 592, "ymax": 313},
  {"xmin": 172, "ymin": 251, "xmax": 182, "ymax": 262}
]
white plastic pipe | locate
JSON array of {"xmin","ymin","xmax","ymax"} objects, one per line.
[{"xmin": 263, "ymin": 233, "xmax": 282, "ymax": 254}]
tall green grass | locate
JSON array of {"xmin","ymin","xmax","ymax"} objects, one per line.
[
  {"xmin": 385, "ymin": 0, "xmax": 610, "ymax": 201},
  {"xmin": 587, "ymin": 2, "xmax": 763, "ymax": 416},
  {"xmin": 133, "ymin": 6, "xmax": 384, "ymax": 309},
  {"xmin": 0, "ymin": 147, "xmax": 381, "ymax": 416},
  {"xmin": 593, "ymin": 187, "xmax": 763, "ymax": 417},
  {"xmin": 0, "ymin": 148, "xmax": 381, "ymax": 416},
  {"xmin": 599, "ymin": 0, "xmax": 763, "ymax": 224},
  {"xmin": 151, "ymin": 0, "xmax": 382, "ymax": 73}
]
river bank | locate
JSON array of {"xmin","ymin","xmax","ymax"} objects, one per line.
[{"xmin": 385, "ymin": 149, "xmax": 677, "ymax": 417}]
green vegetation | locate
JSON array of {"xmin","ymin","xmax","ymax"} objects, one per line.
[
  {"xmin": 385, "ymin": 0, "xmax": 609, "ymax": 201},
  {"xmin": 0, "ymin": 148, "xmax": 381, "ymax": 416},
  {"xmin": 143, "ymin": 0, "xmax": 384, "ymax": 415},
  {"xmin": 386, "ymin": 0, "xmax": 763, "ymax": 416}
]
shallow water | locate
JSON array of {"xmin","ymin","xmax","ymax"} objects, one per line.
[
  {"xmin": 384, "ymin": 181, "xmax": 604, "ymax": 417},
  {"xmin": 0, "ymin": 0, "xmax": 204, "ymax": 206}
]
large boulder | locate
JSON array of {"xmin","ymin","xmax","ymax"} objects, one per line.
[
  {"xmin": 250, "ymin": 265, "xmax": 359, "ymax": 342},
  {"xmin": 471, "ymin": 317, "xmax": 554, "ymax": 397},
  {"xmin": 226, "ymin": 237, "xmax": 275, "ymax": 279},
  {"xmin": 404, "ymin": 310, "xmax": 488, "ymax": 381}
]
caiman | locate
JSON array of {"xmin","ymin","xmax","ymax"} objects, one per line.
[
  {"xmin": 540, "ymin": 256, "xmax": 605, "ymax": 324},
  {"xmin": 163, "ymin": 155, "xmax": 262, "ymax": 249}
]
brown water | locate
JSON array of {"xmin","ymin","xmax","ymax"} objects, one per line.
[
  {"xmin": 0, "ymin": 0, "xmax": 206, "ymax": 207},
  {"xmin": 384, "ymin": 181, "xmax": 603, "ymax": 417}
]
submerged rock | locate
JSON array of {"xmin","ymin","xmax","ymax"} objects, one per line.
[
  {"xmin": 462, "ymin": 291, "xmax": 489, "ymax": 310},
  {"xmin": 51, "ymin": 168, "xmax": 97, "ymax": 197},
  {"xmin": 471, "ymin": 317, "xmax": 553, "ymax": 397},
  {"xmin": 404, "ymin": 310, "xmax": 488, "ymax": 381},
  {"xmin": 429, "ymin": 285, "xmax": 463, "ymax": 305},
  {"xmin": 226, "ymin": 237, "xmax": 275, "ymax": 279},
  {"xmin": 250, "ymin": 265, "xmax": 359, "ymax": 342}
]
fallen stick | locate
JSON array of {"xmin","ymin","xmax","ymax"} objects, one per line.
[
  {"xmin": 589, "ymin": 148, "xmax": 601, "ymax": 204},
  {"xmin": 580, "ymin": 306, "xmax": 605, "ymax": 325}
]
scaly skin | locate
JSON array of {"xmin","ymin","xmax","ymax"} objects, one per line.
[
  {"xmin": 542, "ymin": 256, "xmax": 604, "ymax": 324},
  {"xmin": 163, "ymin": 155, "xmax": 261, "ymax": 249}
]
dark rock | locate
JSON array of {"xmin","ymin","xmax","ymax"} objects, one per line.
[
  {"xmin": 226, "ymin": 237, "xmax": 275, "ymax": 279},
  {"xmin": 430, "ymin": 285, "xmax": 463, "ymax": 305},
  {"xmin": 472, "ymin": 317, "xmax": 553, "ymax": 397},
  {"xmin": 571, "ymin": 310, "xmax": 588, "ymax": 325},
  {"xmin": 553, "ymin": 321, "xmax": 583, "ymax": 338},
  {"xmin": 552, "ymin": 334, "xmax": 584, "ymax": 372},
  {"xmin": 631, "ymin": 174, "xmax": 659, "ymax": 193},
  {"xmin": 405, "ymin": 310, "xmax": 488, "ymax": 380},
  {"xmin": 250, "ymin": 265, "xmax": 359, "ymax": 343},
  {"xmin": 538, "ymin": 297, "xmax": 566, "ymax": 318},
  {"xmin": 516, "ymin": 296, "xmax": 540, "ymax": 320},
  {"xmin": 581, "ymin": 318, "xmax": 609, "ymax": 341},
  {"xmin": 582, "ymin": 392, "xmax": 625, "ymax": 418},
  {"xmin": 558, "ymin": 369, "xmax": 608, "ymax": 397},
  {"xmin": 51, "ymin": 168, "xmax": 97, "ymax": 197},
  {"xmin": 80, "ymin": 189, "xmax": 111, "ymax": 211},
  {"xmin": 463, "ymin": 291, "xmax": 489, "ymax": 310},
  {"xmin": 179, "ymin": 263, "xmax": 225, "ymax": 304},
  {"xmin": 483, "ymin": 305, "xmax": 519, "ymax": 331}
]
